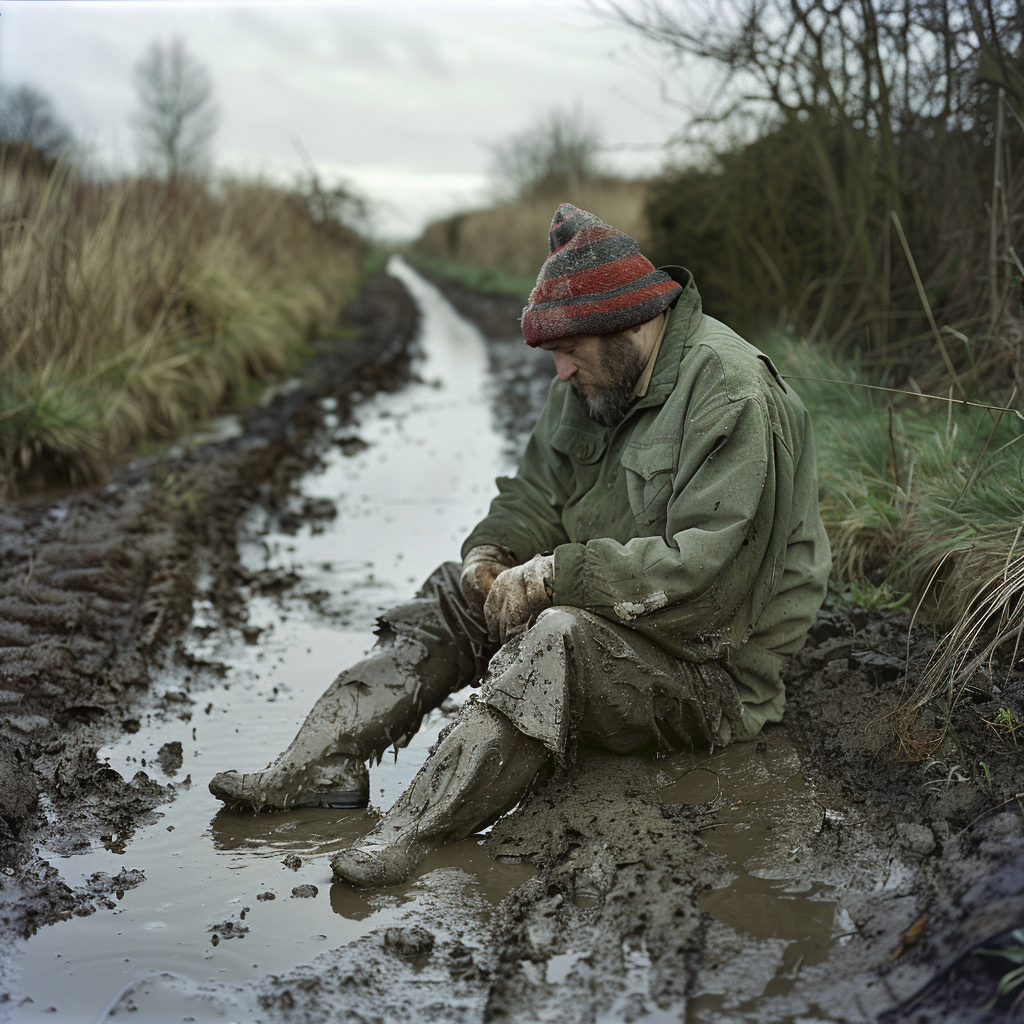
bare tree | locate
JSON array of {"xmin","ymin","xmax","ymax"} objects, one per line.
[
  {"xmin": 490, "ymin": 107, "xmax": 605, "ymax": 200},
  {"xmin": 0, "ymin": 84, "xmax": 74, "ymax": 161},
  {"xmin": 132, "ymin": 37, "xmax": 219, "ymax": 180}
]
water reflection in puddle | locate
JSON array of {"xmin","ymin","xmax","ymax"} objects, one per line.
[{"xmin": 9, "ymin": 258, "xmax": 536, "ymax": 1023}]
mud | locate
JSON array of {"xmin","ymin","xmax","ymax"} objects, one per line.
[
  {"xmin": 0, "ymin": 274, "xmax": 416, "ymax": 956},
  {"xmin": 2, "ymin": 266, "xmax": 1024, "ymax": 1023}
]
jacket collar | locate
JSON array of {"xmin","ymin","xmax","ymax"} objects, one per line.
[{"xmin": 631, "ymin": 267, "xmax": 702, "ymax": 412}]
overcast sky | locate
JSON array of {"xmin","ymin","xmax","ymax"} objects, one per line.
[{"xmin": 0, "ymin": 0, "xmax": 695, "ymax": 237}]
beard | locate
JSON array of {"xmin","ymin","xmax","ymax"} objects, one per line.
[{"xmin": 570, "ymin": 332, "xmax": 647, "ymax": 428}]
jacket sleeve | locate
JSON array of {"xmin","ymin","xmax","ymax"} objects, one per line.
[
  {"xmin": 460, "ymin": 381, "xmax": 572, "ymax": 562},
  {"xmin": 552, "ymin": 353, "xmax": 787, "ymax": 650}
]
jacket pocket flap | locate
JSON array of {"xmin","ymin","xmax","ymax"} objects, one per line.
[
  {"xmin": 620, "ymin": 441, "xmax": 678, "ymax": 479},
  {"xmin": 551, "ymin": 424, "xmax": 607, "ymax": 464}
]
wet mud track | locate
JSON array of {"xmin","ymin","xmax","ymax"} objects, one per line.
[{"xmin": 2, "ymin": 262, "xmax": 1024, "ymax": 1023}]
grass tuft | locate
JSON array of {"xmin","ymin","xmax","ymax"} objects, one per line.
[{"xmin": 767, "ymin": 336, "xmax": 1024, "ymax": 754}]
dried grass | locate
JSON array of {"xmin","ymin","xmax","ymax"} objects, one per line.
[
  {"xmin": 0, "ymin": 163, "xmax": 363, "ymax": 494},
  {"xmin": 414, "ymin": 180, "xmax": 651, "ymax": 279},
  {"xmin": 893, "ymin": 544, "xmax": 1024, "ymax": 757}
]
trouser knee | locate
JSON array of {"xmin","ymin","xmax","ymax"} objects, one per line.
[{"xmin": 526, "ymin": 605, "xmax": 589, "ymax": 646}]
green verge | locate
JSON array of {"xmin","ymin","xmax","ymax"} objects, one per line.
[
  {"xmin": 764, "ymin": 334, "xmax": 1024, "ymax": 612},
  {"xmin": 765, "ymin": 334, "xmax": 1024, "ymax": 748}
]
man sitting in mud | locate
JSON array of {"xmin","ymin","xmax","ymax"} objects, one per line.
[{"xmin": 210, "ymin": 203, "xmax": 832, "ymax": 888}]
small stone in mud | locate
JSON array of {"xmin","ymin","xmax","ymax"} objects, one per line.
[
  {"xmin": 896, "ymin": 822, "xmax": 936, "ymax": 856},
  {"xmin": 112, "ymin": 868, "xmax": 145, "ymax": 890},
  {"xmin": 383, "ymin": 926, "xmax": 435, "ymax": 957},
  {"xmin": 303, "ymin": 497, "xmax": 337, "ymax": 520},
  {"xmin": 291, "ymin": 885, "xmax": 318, "ymax": 899},
  {"xmin": 256, "ymin": 891, "xmax": 276, "ymax": 901},
  {"xmin": 156, "ymin": 741, "xmax": 183, "ymax": 775},
  {"xmin": 282, "ymin": 854, "xmax": 302, "ymax": 870},
  {"xmin": 825, "ymin": 659, "xmax": 849, "ymax": 683},
  {"xmin": 850, "ymin": 648, "xmax": 903, "ymax": 681},
  {"xmin": 122, "ymin": 718, "xmax": 141, "ymax": 734}
]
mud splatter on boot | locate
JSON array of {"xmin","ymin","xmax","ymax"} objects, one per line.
[
  {"xmin": 331, "ymin": 702, "xmax": 547, "ymax": 886},
  {"xmin": 209, "ymin": 755, "xmax": 369, "ymax": 811}
]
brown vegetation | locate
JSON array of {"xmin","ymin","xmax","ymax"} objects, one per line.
[
  {"xmin": 624, "ymin": 0, "xmax": 1024, "ymax": 390},
  {"xmin": 414, "ymin": 179, "xmax": 652, "ymax": 280},
  {"xmin": 0, "ymin": 157, "xmax": 364, "ymax": 496}
]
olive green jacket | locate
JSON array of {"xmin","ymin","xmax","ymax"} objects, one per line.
[{"xmin": 462, "ymin": 271, "xmax": 831, "ymax": 741}]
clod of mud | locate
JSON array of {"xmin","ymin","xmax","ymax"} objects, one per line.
[
  {"xmin": 155, "ymin": 739, "xmax": 184, "ymax": 775},
  {"xmin": 384, "ymin": 925, "xmax": 436, "ymax": 957}
]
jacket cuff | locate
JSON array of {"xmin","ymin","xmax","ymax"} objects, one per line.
[
  {"xmin": 552, "ymin": 542, "xmax": 588, "ymax": 607},
  {"xmin": 461, "ymin": 528, "xmax": 533, "ymax": 564}
]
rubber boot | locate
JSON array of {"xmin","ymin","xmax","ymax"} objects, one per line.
[
  {"xmin": 209, "ymin": 632, "xmax": 455, "ymax": 812},
  {"xmin": 330, "ymin": 701, "xmax": 548, "ymax": 887}
]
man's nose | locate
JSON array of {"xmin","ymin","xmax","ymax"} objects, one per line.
[{"xmin": 552, "ymin": 350, "xmax": 577, "ymax": 381}]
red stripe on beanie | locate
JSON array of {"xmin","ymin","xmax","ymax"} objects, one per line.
[{"xmin": 529, "ymin": 253, "xmax": 660, "ymax": 305}]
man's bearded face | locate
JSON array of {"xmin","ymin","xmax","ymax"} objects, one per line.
[{"xmin": 540, "ymin": 331, "xmax": 646, "ymax": 428}]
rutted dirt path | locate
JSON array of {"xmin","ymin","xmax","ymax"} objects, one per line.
[{"xmin": 1, "ymin": 263, "xmax": 1023, "ymax": 1024}]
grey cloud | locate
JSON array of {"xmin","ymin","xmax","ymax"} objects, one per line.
[{"xmin": 330, "ymin": 15, "xmax": 450, "ymax": 81}]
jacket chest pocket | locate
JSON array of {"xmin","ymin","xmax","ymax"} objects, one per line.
[
  {"xmin": 620, "ymin": 442, "xmax": 677, "ymax": 532},
  {"xmin": 551, "ymin": 424, "xmax": 608, "ymax": 466}
]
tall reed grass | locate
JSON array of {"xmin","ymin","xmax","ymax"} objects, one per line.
[{"xmin": 0, "ymin": 163, "xmax": 363, "ymax": 495}]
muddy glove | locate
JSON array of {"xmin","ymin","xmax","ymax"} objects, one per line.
[
  {"xmin": 483, "ymin": 554, "xmax": 554, "ymax": 644},
  {"xmin": 460, "ymin": 544, "xmax": 518, "ymax": 619}
]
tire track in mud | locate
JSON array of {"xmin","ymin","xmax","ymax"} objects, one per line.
[{"xmin": 0, "ymin": 274, "xmax": 419, "ymax": 946}]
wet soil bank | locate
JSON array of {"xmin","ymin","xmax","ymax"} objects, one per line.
[
  {"xmin": 3, "ymin": 267, "xmax": 1023, "ymax": 1023},
  {"xmin": 0, "ymin": 274, "xmax": 417, "ymax": 949}
]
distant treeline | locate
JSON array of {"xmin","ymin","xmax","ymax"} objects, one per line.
[{"xmin": 420, "ymin": 1, "xmax": 1024, "ymax": 396}]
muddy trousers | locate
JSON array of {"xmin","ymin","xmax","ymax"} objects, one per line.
[
  {"xmin": 210, "ymin": 562, "xmax": 742, "ymax": 813},
  {"xmin": 285, "ymin": 561, "xmax": 740, "ymax": 767},
  {"xmin": 322, "ymin": 563, "xmax": 742, "ymax": 885}
]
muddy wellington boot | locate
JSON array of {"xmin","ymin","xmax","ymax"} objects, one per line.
[
  {"xmin": 209, "ymin": 631, "xmax": 457, "ymax": 812},
  {"xmin": 209, "ymin": 752, "xmax": 369, "ymax": 812},
  {"xmin": 330, "ymin": 701, "xmax": 548, "ymax": 887}
]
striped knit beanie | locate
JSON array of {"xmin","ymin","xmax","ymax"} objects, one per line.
[{"xmin": 520, "ymin": 203, "xmax": 682, "ymax": 346}]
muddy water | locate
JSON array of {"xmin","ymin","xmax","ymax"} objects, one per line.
[
  {"xmin": 660, "ymin": 736, "xmax": 851, "ymax": 1018},
  {"xmin": 8, "ymin": 258, "xmax": 533, "ymax": 1022}
]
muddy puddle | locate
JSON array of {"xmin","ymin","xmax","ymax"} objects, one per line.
[
  {"xmin": 5, "ymin": 260, "xmax": 903, "ymax": 1023},
  {"xmin": 661, "ymin": 736, "xmax": 852, "ymax": 1019}
]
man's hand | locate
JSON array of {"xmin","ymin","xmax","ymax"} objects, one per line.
[
  {"xmin": 460, "ymin": 544, "xmax": 518, "ymax": 619},
  {"xmin": 483, "ymin": 554, "xmax": 554, "ymax": 644}
]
